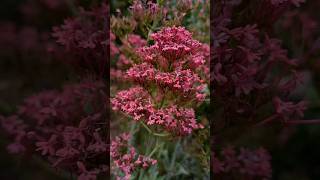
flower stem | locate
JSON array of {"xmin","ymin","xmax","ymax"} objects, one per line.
[
  {"xmin": 153, "ymin": 132, "xmax": 171, "ymax": 137},
  {"xmin": 148, "ymin": 138, "xmax": 160, "ymax": 157},
  {"xmin": 169, "ymin": 138, "xmax": 180, "ymax": 173},
  {"xmin": 140, "ymin": 121, "xmax": 171, "ymax": 137},
  {"xmin": 140, "ymin": 121, "xmax": 152, "ymax": 134}
]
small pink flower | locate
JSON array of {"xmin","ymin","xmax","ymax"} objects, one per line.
[{"xmin": 111, "ymin": 133, "xmax": 157, "ymax": 179}]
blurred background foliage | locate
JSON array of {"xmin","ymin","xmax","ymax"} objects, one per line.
[
  {"xmin": 0, "ymin": 0, "xmax": 103, "ymax": 179},
  {"xmin": 271, "ymin": 1, "xmax": 320, "ymax": 179}
]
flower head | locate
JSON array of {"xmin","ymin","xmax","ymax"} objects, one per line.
[{"xmin": 111, "ymin": 133, "xmax": 157, "ymax": 179}]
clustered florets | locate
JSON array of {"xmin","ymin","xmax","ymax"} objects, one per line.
[
  {"xmin": 110, "ymin": 32, "xmax": 147, "ymax": 82},
  {"xmin": 112, "ymin": 26, "xmax": 206, "ymax": 137},
  {"xmin": 111, "ymin": 25, "xmax": 208, "ymax": 178},
  {"xmin": 127, "ymin": 63, "xmax": 206, "ymax": 102},
  {"xmin": 52, "ymin": 4, "xmax": 108, "ymax": 75},
  {"xmin": 111, "ymin": 133, "xmax": 157, "ymax": 180},
  {"xmin": 111, "ymin": 87, "xmax": 203, "ymax": 135},
  {"xmin": 129, "ymin": 0, "xmax": 163, "ymax": 23},
  {"xmin": 1, "ymin": 81, "xmax": 108, "ymax": 179},
  {"xmin": 213, "ymin": 146, "xmax": 272, "ymax": 179},
  {"xmin": 138, "ymin": 27, "xmax": 204, "ymax": 67},
  {"xmin": 212, "ymin": 10, "xmax": 305, "ymax": 128},
  {"xmin": 211, "ymin": 0, "xmax": 313, "ymax": 179}
]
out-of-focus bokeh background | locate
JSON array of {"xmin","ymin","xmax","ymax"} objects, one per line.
[
  {"xmin": 1, "ymin": 0, "xmax": 68, "ymax": 179},
  {"xmin": 0, "ymin": 0, "xmax": 103, "ymax": 179},
  {"xmin": 271, "ymin": 2, "xmax": 320, "ymax": 178}
]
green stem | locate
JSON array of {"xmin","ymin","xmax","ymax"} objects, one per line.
[
  {"xmin": 128, "ymin": 121, "xmax": 138, "ymax": 147},
  {"xmin": 140, "ymin": 121, "xmax": 171, "ymax": 137},
  {"xmin": 138, "ymin": 170, "xmax": 145, "ymax": 180},
  {"xmin": 148, "ymin": 138, "xmax": 160, "ymax": 157},
  {"xmin": 146, "ymin": 18, "xmax": 159, "ymax": 42},
  {"xmin": 169, "ymin": 138, "xmax": 180, "ymax": 177},
  {"xmin": 140, "ymin": 121, "xmax": 152, "ymax": 134},
  {"xmin": 152, "ymin": 132, "xmax": 170, "ymax": 137}
]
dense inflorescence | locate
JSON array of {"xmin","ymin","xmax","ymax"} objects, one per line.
[
  {"xmin": 212, "ymin": 22, "xmax": 306, "ymax": 127},
  {"xmin": 110, "ymin": 32, "xmax": 147, "ymax": 82},
  {"xmin": 212, "ymin": 1, "xmax": 308, "ymax": 128},
  {"xmin": 210, "ymin": 0, "xmax": 320, "ymax": 179},
  {"xmin": 110, "ymin": 133, "xmax": 157, "ymax": 180},
  {"xmin": 212, "ymin": 146, "xmax": 272, "ymax": 179},
  {"xmin": 1, "ymin": 81, "xmax": 108, "ymax": 179},
  {"xmin": 52, "ymin": 4, "xmax": 108, "ymax": 76},
  {"xmin": 0, "ymin": 2, "xmax": 110, "ymax": 179},
  {"xmin": 110, "ymin": 0, "xmax": 210, "ymax": 177},
  {"xmin": 112, "ymin": 26, "xmax": 207, "ymax": 137}
]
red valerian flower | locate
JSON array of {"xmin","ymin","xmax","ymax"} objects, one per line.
[
  {"xmin": 213, "ymin": 146, "xmax": 272, "ymax": 179},
  {"xmin": 112, "ymin": 87, "xmax": 203, "ymax": 136},
  {"xmin": 111, "ymin": 133, "xmax": 157, "ymax": 180},
  {"xmin": 52, "ymin": 3, "xmax": 108, "ymax": 76},
  {"xmin": 129, "ymin": 0, "xmax": 164, "ymax": 23},
  {"xmin": 211, "ymin": 2, "xmax": 316, "ymax": 179},
  {"xmin": 112, "ymin": 26, "xmax": 207, "ymax": 136},
  {"xmin": 127, "ymin": 63, "xmax": 206, "ymax": 102},
  {"xmin": 1, "ymin": 81, "xmax": 108, "ymax": 179}
]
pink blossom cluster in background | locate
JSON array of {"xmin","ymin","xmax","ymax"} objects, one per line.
[
  {"xmin": 211, "ymin": 0, "xmax": 320, "ymax": 179},
  {"xmin": 1, "ymin": 81, "xmax": 108, "ymax": 179},
  {"xmin": 130, "ymin": 0, "xmax": 163, "ymax": 22},
  {"xmin": 213, "ymin": 146, "xmax": 272, "ymax": 179},
  {"xmin": 212, "ymin": 0, "xmax": 308, "ymax": 129},
  {"xmin": 0, "ymin": 2, "xmax": 109, "ymax": 180},
  {"xmin": 52, "ymin": 4, "xmax": 108, "ymax": 76},
  {"xmin": 110, "ymin": 32, "xmax": 147, "ymax": 82}
]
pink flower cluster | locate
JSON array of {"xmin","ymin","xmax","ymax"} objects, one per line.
[
  {"xmin": 111, "ymin": 33, "xmax": 147, "ymax": 82},
  {"xmin": 111, "ymin": 32, "xmax": 119, "ymax": 58},
  {"xmin": 117, "ymin": 55, "xmax": 133, "ymax": 69},
  {"xmin": 123, "ymin": 34, "xmax": 147, "ymax": 50},
  {"xmin": 111, "ymin": 32, "xmax": 147, "ymax": 59},
  {"xmin": 127, "ymin": 63, "xmax": 206, "ymax": 102},
  {"xmin": 213, "ymin": 14, "xmax": 305, "ymax": 127},
  {"xmin": 52, "ymin": 3, "xmax": 108, "ymax": 75},
  {"xmin": 112, "ymin": 26, "xmax": 206, "ymax": 136},
  {"xmin": 136, "ymin": 26, "xmax": 210, "ymax": 82},
  {"xmin": 211, "ymin": 1, "xmax": 316, "ymax": 178},
  {"xmin": 111, "ymin": 87, "xmax": 152, "ymax": 121},
  {"xmin": 111, "ymin": 133, "xmax": 157, "ymax": 180},
  {"xmin": 273, "ymin": 97, "xmax": 307, "ymax": 122},
  {"xmin": 0, "ymin": 22, "xmax": 63, "ymax": 63},
  {"xmin": 1, "ymin": 81, "xmax": 108, "ymax": 179},
  {"xmin": 138, "ymin": 27, "xmax": 204, "ymax": 67},
  {"xmin": 130, "ymin": 0, "xmax": 163, "ymax": 22},
  {"xmin": 213, "ymin": 146, "xmax": 272, "ymax": 179},
  {"xmin": 111, "ymin": 87, "xmax": 203, "ymax": 135},
  {"xmin": 147, "ymin": 105, "xmax": 204, "ymax": 135}
]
